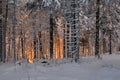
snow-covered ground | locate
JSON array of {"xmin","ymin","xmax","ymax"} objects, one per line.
[{"xmin": 0, "ymin": 53, "xmax": 120, "ymax": 80}]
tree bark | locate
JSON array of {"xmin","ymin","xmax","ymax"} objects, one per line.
[
  {"xmin": 82, "ymin": 41, "xmax": 84, "ymax": 55},
  {"xmin": 39, "ymin": 30, "xmax": 44, "ymax": 59},
  {"xmin": 72, "ymin": 0, "xmax": 79, "ymax": 62},
  {"xmin": 63, "ymin": 24, "xmax": 66, "ymax": 58},
  {"xmin": 103, "ymin": 38, "xmax": 106, "ymax": 54},
  {"xmin": 0, "ymin": 1, "xmax": 2, "ymax": 61},
  {"xmin": 8, "ymin": 27, "xmax": 11, "ymax": 60},
  {"xmin": 34, "ymin": 34, "xmax": 37, "ymax": 59},
  {"xmin": 2, "ymin": 0, "xmax": 8, "ymax": 62},
  {"xmin": 13, "ymin": 0, "xmax": 16, "ymax": 63},
  {"xmin": 21, "ymin": 30, "xmax": 25, "ymax": 59},
  {"xmin": 50, "ymin": 14, "xmax": 54, "ymax": 59},
  {"xmin": 109, "ymin": 30, "xmax": 112, "ymax": 54},
  {"xmin": 95, "ymin": 0, "xmax": 100, "ymax": 58}
]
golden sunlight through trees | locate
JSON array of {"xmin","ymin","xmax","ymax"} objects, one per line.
[{"xmin": 25, "ymin": 43, "xmax": 34, "ymax": 64}]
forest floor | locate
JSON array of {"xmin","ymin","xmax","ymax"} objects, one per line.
[{"xmin": 0, "ymin": 52, "xmax": 120, "ymax": 80}]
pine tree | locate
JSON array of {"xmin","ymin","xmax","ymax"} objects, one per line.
[{"xmin": 63, "ymin": 0, "xmax": 80, "ymax": 62}]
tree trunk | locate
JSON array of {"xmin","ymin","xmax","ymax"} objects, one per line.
[
  {"xmin": 34, "ymin": 34, "xmax": 37, "ymax": 59},
  {"xmin": 36, "ymin": 38, "xmax": 39, "ymax": 59},
  {"xmin": 50, "ymin": 14, "xmax": 54, "ymax": 59},
  {"xmin": 39, "ymin": 30, "xmax": 44, "ymax": 59},
  {"xmin": 58, "ymin": 38, "xmax": 61, "ymax": 58},
  {"xmin": 8, "ymin": 27, "xmax": 11, "ymax": 60},
  {"xmin": 0, "ymin": 1, "xmax": 2, "ymax": 61},
  {"xmin": 83, "ymin": 43, "xmax": 85, "ymax": 55},
  {"xmin": 63, "ymin": 24, "xmax": 66, "ymax": 58},
  {"xmin": 103, "ymin": 38, "xmax": 106, "ymax": 54},
  {"xmin": 17, "ymin": 33, "xmax": 21, "ymax": 60},
  {"xmin": 72, "ymin": 0, "xmax": 80, "ymax": 62},
  {"xmin": 109, "ymin": 30, "xmax": 112, "ymax": 54},
  {"xmin": 2, "ymin": 0, "xmax": 8, "ymax": 62},
  {"xmin": 95, "ymin": 0, "xmax": 100, "ymax": 58},
  {"xmin": 21, "ymin": 30, "xmax": 24, "ymax": 59},
  {"xmin": 13, "ymin": 0, "xmax": 16, "ymax": 63}
]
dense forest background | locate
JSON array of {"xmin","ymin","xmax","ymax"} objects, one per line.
[{"xmin": 0, "ymin": 0, "xmax": 120, "ymax": 63}]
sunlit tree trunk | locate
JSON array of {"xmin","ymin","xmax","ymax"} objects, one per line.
[
  {"xmin": 36, "ymin": 38, "xmax": 39, "ymax": 59},
  {"xmin": 39, "ymin": 30, "xmax": 44, "ymax": 59},
  {"xmin": 58, "ymin": 38, "xmax": 61, "ymax": 58},
  {"xmin": 21, "ymin": 30, "xmax": 25, "ymax": 59},
  {"xmin": 82, "ymin": 41, "xmax": 85, "ymax": 55},
  {"xmin": 17, "ymin": 33, "xmax": 21, "ymax": 60}
]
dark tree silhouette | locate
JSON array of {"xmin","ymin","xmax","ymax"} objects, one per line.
[{"xmin": 95, "ymin": 0, "xmax": 100, "ymax": 58}]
